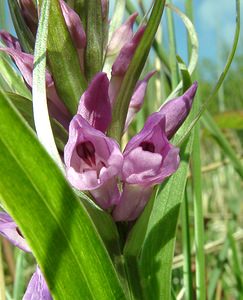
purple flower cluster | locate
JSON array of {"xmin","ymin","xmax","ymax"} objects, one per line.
[
  {"xmin": 0, "ymin": 1, "xmax": 198, "ymax": 298},
  {"xmin": 64, "ymin": 73, "xmax": 197, "ymax": 221}
]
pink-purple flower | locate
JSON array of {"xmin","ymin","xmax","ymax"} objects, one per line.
[{"xmin": 64, "ymin": 79, "xmax": 198, "ymax": 220}]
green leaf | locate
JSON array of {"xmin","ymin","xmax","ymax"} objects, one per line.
[
  {"xmin": 47, "ymin": 0, "xmax": 87, "ymax": 115},
  {"xmin": 81, "ymin": 198, "xmax": 130, "ymax": 295},
  {"xmin": 164, "ymin": 3, "xmax": 198, "ymax": 101},
  {"xmin": 6, "ymin": 92, "xmax": 68, "ymax": 151},
  {"xmin": 176, "ymin": 55, "xmax": 192, "ymax": 92},
  {"xmin": 84, "ymin": 0, "xmax": 103, "ymax": 82},
  {"xmin": 0, "ymin": 90, "xmax": 126, "ymax": 300},
  {"xmin": 7, "ymin": 0, "xmax": 35, "ymax": 53},
  {"xmin": 108, "ymin": 0, "xmax": 166, "ymax": 143}
]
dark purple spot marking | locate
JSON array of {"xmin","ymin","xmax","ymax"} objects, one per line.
[
  {"xmin": 139, "ymin": 141, "xmax": 155, "ymax": 153},
  {"xmin": 16, "ymin": 227, "xmax": 24, "ymax": 238},
  {"xmin": 76, "ymin": 141, "xmax": 96, "ymax": 167}
]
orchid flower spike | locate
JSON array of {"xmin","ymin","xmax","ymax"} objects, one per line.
[{"xmin": 113, "ymin": 82, "xmax": 198, "ymax": 221}]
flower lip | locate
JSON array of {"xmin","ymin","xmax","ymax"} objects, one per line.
[
  {"xmin": 122, "ymin": 114, "xmax": 180, "ymax": 186},
  {"xmin": 76, "ymin": 141, "xmax": 96, "ymax": 167}
]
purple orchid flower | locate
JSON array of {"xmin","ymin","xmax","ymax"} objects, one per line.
[
  {"xmin": 0, "ymin": 212, "xmax": 52, "ymax": 299},
  {"xmin": 112, "ymin": 82, "xmax": 198, "ymax": 221},
  {"xmin": 112, "ymin": 114, "xmax": 180, "ymax": 221},
  {"xmin": 64, "ymin": 115, "xmax": 123, "ymax": 209}
]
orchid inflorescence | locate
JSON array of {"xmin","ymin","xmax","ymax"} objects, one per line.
[{"xmin": 0, "ymin": 0, "xmax": 197, "ymax": 298}]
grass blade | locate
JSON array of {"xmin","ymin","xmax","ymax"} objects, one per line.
[
  {"xmin": 177, "ymin": 0, "xmax": 240, "ymax": 144},
  {"xmin": 33, "ymin": 0, "xmax": 63, "ymax": 169},
  {"xmin": 47, "ymin": 0, "xmax": 87, "ymax": 115}
]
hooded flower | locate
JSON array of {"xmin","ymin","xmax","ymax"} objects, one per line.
[
  {"xmin": 112, "ymin": 82, "xmax": 198, "ymax": 221},
  {"xmin": 0, "ymin": 212, "xmax": 52, "ymax": 299},
  {"xmin": 112, "ymin": 114, "xmax": 180, "ymax": 221},
  {"xmin": 64, "ymin": 115, "xmax": 123, "ymax": 209}
]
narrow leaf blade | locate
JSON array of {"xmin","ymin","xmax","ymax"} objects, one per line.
[{"xmin": 0, "ymin": 90, "xmax": 125, "ymax": 300}]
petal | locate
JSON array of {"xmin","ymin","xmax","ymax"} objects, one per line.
[
  {"xmin": 124, "ymin": 71, "xmax": 156, "ymax": 131},
  {"xmin": 123, "ymin": 114, "xmax": 180, "ymax": 186},
  {"xmin": 122, "ymin": 147, "xmax": 163, "ymax": 183},
  {"xmin": 0, "ymin": 47, "xmax": 71, "ymax": 128},
  {"xmin": 0, "ymin": 47, "xmax": 34, "ymax": 87},
  {"xmin": 59, "ymin": 0, "xmax": 86, "ymax": 49},
  {"xmin": 23, "ymin": 267, "xmax": 52, "ymax": 300},
  {"xmin": 109, "ymin": 26, "xmax": 146, "ymax": 106},
  {"xmin": 107, "ymin": 13, "xmax": 138, "ymax": 56},
  {"xmin": 111, "ymin": 25, "xmax": 146, "ymax": 76},
  {"xmin": 91, "ymin": 177, "xmax": 121, "ymax": 209},
  {"xmin": 112, "ymin": 184, "xmax": 153, "ymax": 221},
  {"xmin": 160, "ymin": 82, "xmax": 198, "ymax": 139},
  {"xmin": 64, "ymin": 115, "xmax": 123, "ymax": 208},
  {"xmin": 0, "ymin": 31, "xmax": 22, "ymax": 51},
  {"xmin": 0, "ymin": 212, "xmax": 30, "ymax": 252},
  {"xmin": 77, "ymin": 72, "xmax": 111, "ymax": 133}
]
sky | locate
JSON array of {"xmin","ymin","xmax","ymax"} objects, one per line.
[{"xmin": 2, "ymin": 0, "xmax": 242, "ymax": 64}]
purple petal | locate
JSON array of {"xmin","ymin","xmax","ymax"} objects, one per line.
[
  {"xmin": 112, "ymin": 184, "xmax": 153, "ymax": 221},
  {"xmin": 0, "ymin": 31, "xmax": 22, "ymax": 51},
  {"xmin": 122, "ymin": 112, "xmax": 180, "ymax": 185},
  {"xmin": 124, "ymin": 71, "xmax": 156, "ymax": 131},
  {"xmin": 160, "ymin": 82, "xmax": 198, "ymax": 139},
  {"xmin": 0, "ymin": 47, "xmax": 34, "ymax": 87},
  {"xmin": 109, "ymin": 25, "xmax": 146, "ymax": 106},
  {"xmin": 23, "ymin": 266, "xmax": 52, "ymax": 300},
  {"xmin": 111, "ymin": 25, "xmax": 146, "ymax": 76},
  {"xmin": 77, "ymin": 72, "xmax": 111, "ymax": 133},
  {"xmin": 0, "ymin": 212, "xmax": 30, "ymax": 252},
  {"xmin": 59, "ymin": 0, "xmax": 86, "ymax": 50},
  {"xmin": 107, "ymin": 13, "xmax": 138, "ymax": 56},
  {"xmin": 59, "ymin": 0, "xmax": 86, "ymax": 71},
  {"xmin": 64, "ymin": 115, "xmax": 123, "ymax": 209},
  {"xmin": 0, "ymin": 47, "xmax": 71, "ymax": 128}
]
